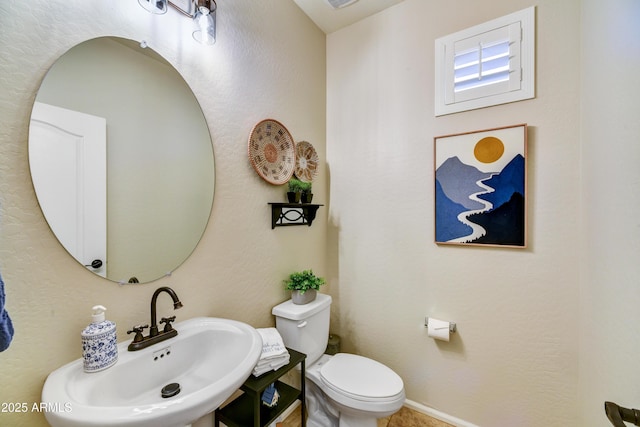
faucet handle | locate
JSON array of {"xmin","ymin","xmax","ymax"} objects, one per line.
[
  {"xmin": 127, "ymin": 324, "xmax": 149, "ymax": 343},
  {"xmin": 160, "ymin": 316, "xmax": 176, "ymax": 333}
]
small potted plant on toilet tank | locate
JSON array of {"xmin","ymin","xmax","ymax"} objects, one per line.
[{"xmin": 284, "ymin": 269, "xmax": 325, "ymax": 304}]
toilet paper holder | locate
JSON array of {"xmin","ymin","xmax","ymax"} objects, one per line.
[{"xmin": 424, "ymin": 317, "xmax": 457, "ymax": 333}]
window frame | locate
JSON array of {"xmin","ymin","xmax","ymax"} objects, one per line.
[{"xmin": 434, "ymin": 6, "xmax": 535, "ymax": 116}]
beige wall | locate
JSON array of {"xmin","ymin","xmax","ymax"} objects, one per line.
[
  {"xmin": 0, "ymin": 1, "xmax": 326, "ymax": 426},
  {"xmin": 327, "ymin": 0, "xmax": 640, "ymax": 426},
  {"xmin": 326, "ymin": 1, "xmax": 582, "ymax": 426},
  {"xmin": 2, "ymin": 0, "xmax": 640, "ymax": 426},
  {"xmin": 580, "ymin": 0, "xmax": 640, "ymax": 425}
]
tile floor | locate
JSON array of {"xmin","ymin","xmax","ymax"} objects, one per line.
[{"xmin": 282, "ymin": 405, "xmax": 454, "ymax": 427}]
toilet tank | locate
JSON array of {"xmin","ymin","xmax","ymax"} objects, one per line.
[{"xmin": 272, "ymin": 293, "xmax": 331, "ymax": 365}]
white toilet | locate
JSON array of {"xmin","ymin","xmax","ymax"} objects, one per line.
[{"xmin": 272, "ymin": 294, "xmax": 405, "ymax": 427}]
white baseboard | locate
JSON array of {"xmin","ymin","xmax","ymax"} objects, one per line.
[
  {"xmin": 404, "ymin": 399, "xmax": 480, "ymax": 427},
  {"xmin": 224, "ymin": 397, "xmax": 478, "ymax": 427}
]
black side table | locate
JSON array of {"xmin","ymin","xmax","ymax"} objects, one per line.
[{"xmin": 215, "ymin": 348, "xmax": 306, "ymax": 427}]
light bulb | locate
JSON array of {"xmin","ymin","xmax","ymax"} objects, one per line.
[{"xmin": 192, "ymin": 6, "xmax": 216, "ymax": 45}]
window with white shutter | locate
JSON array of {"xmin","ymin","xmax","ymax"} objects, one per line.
[{"xmin": 435, "ymin": 7, "xmax": 535, "ymax": 116}]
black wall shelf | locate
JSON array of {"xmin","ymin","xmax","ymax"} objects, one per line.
[{"xmin": 269, "ymin": 203, "xmax": 323, "ymax": 229}]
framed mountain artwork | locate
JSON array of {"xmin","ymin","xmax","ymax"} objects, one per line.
[{"xmin": 434, "ymin": 124, "xmax": 527, "ymax": 248}]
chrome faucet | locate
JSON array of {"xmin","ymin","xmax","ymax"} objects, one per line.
[{"xmin": 127, "ymin": 286, "xmax": 183, "ymax": 351}]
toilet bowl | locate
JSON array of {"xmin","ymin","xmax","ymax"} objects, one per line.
[
  {"xmin": 273, "ymin": 294, "xmax": 405, "ymax": 427},
  {"xmin": 307, "ymin": 353, "xmax": 405, "ymax": 426}
]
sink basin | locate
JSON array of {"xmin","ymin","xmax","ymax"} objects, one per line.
[{"xmin": 42, "ymin": 317, "xmax": 262, "ymax": 427}]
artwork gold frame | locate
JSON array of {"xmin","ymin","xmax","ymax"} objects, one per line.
[{"xmin": 434, "ymin": 124, "xmax": 527, "ymax": 248}]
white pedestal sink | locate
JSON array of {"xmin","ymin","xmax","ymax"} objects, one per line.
[{"xmin": 42, "ymin": 317, "xmax": 262, "ymax": 427}]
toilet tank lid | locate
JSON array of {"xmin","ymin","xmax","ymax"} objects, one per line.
[{"xmin": 272, "ymin": 293, "xmax": 332, "ymax": 320}]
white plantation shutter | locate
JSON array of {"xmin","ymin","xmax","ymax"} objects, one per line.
[{"xmin": 435, "ymin": 7, "xmax": 535, "ymax": 116}]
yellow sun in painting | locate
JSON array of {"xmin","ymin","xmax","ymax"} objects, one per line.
[{"xmin": 474, "ymin": 136, "xmax": 505, "ymax": 164}]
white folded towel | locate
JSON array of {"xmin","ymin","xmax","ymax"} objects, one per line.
[
  {"xmin": 258, "ymin": 328, "xmax": 288, "ymax": 358},
  {"xmin": 252, "ymin": 356, "xmax": 290, "ymax": 376},
  {"xmin": 253, "ymin": 328, "xmax": 290, "ymax": 376}
]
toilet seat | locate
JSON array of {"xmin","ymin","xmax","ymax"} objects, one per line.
[{"xmin": 319, "ymin": 353, "xmax": 404, "ymax": 403}]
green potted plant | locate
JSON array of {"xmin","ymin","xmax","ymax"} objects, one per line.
[
  {"xmin": 287, "ymin": 178, "xmax": 304, "ymax": 203},
  {"xmin": 284, "ymin": 269, "xmax": 325, "ymax": 304},
  {"xmin": 299, "ymin": 180, "xmax": 313, "ymax": 204}
]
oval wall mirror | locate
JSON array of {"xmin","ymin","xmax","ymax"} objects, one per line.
[{"xmin": 28, "ymin": 37, "xmax": 215, "ymax": 284}]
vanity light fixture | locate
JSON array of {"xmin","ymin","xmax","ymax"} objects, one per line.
[
  {"xmin": 138, "ymin": 0, "xmax": 168, "ymax": 14},
  {"xmin": 138, "ymin": 0, "xmax": 217, "ymax": 45},
  {"xmin": 324, "ymin": 0, "xmax": 359, "ymax": 9}
]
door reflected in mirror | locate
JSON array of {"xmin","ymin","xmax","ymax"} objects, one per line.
[{"xmin": 29, "ymin": 37, "xmax": 215, "ymax": 283}]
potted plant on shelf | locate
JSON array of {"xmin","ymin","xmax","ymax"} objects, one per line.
[
  {"xmin": 287, "ymin": 178, "xmax": 304, "ymax": 203},
  {"xmin": 284, "ymin": 269, "xmax": 325, "ymax": 305},
  {"xmin": 300, "ymin": 180, "xmax": 313, "ymax": 204}
]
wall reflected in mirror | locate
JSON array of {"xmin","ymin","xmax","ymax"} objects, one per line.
[{"xmin": 29, "ymin": 37, "xmax": 215, "ymax": 283}]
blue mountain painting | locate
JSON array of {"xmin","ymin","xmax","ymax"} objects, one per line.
[
  {"xmin": 435, "ymin": 179, "xmax": 474, "ymax": 242},
  {"xmin": 477, "ymin": 155, "xmax": 525, "ymax": 209},
  {"xmin": 435, "ymin": 154, "xmax": 525, "ymax": 246},
  {"xmin": 436, "ymin": 157, "xmax": 490, "ymax": 210}
]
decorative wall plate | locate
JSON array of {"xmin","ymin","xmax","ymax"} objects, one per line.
[
  {"xmin": 248, "ymin": 119, "xmax": 296, "ymax": 185},
  {"xmin": 294, "ymin": 141, "xmax": 319, "ymax": 182}
]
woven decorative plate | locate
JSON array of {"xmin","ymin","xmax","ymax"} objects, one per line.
[
  {"xmin": 248, "ymin": 119, "xmax": 296, "ymax": 185},
  {"xmin": 294, "ymin": 141, "xmax": 319, "ymax": 182}
]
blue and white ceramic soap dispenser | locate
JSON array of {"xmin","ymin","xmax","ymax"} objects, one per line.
[{"xmin": 81, "ymin": 305, "xmax": 118, "ymax": 372}]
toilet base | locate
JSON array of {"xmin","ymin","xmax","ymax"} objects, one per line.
[
  {"xmin": 305, "ymin": 371, "xmax": 391, "ymax": 427},
  {"xmin": 306, "ymin": 379, "xmax": 339, "ymax": 427},
  {"xmin": 338, "ymin": 413, "xmax": 377, "ymax": 427}
]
